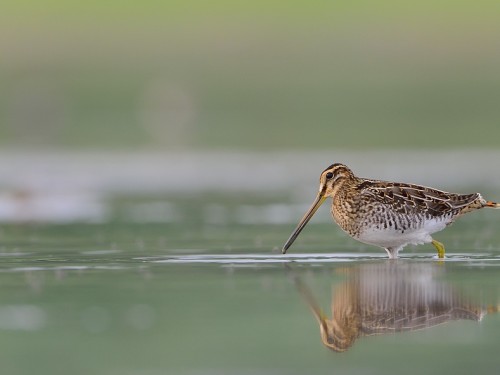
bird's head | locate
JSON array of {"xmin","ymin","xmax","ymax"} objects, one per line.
[
  {"xmin": 318, "ymin": 163, "xmax": 355, "ymax": 197},
  {"xmin": 282, "ymin": 163, "xmax": 354, "ymax": 254},
  {"xmin": 319, "ymin": 319, "xmax": 357, "ymax": 352}
]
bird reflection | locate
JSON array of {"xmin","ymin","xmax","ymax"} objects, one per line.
[{"xmin": 289, "ymin": 263, "xmax": 498, "ymax": 352}]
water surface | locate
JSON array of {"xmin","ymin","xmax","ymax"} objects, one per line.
[
  {"xmin": 0, "ymin": 218, "xmax": 499, "ymax": 375},
  {"xmin": 0, "ymin": 151, "xmax": 499, "ymax": 374}
]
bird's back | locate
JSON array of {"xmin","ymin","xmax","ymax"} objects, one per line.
[
  {"xmin": 333, "ymin": 178, "xmax": 484, "ymax": 241},
  {"xmin": 359, "ymin": 180, "xmax": 483, "ymax": 218}
]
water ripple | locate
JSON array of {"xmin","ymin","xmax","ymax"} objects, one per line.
[
  {"xmin": 138, "ymin": 253, "xmax": 401, "ymax": 264},
  {"xmin": 136, "ymin": 252, "xmax": 500, "ymax": 265}
]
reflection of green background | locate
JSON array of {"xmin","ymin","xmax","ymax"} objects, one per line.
[{"xmin": 2, "ymin": 1, "xmax": 500, "ymax": 150}]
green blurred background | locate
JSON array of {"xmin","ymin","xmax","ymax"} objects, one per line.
[
  {"xmin": 2, "ymin": 0, "xmax": 500, "ymax": 151},
  {"xmin": 2, "ymin": 3, "xmax": 500, "ymax": 375}
]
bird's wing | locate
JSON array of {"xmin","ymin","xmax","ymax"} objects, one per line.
[{"xmin": 358, "ymin": 180, "xmax": 479, "ymax": 217}]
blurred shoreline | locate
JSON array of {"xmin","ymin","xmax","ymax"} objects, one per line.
[
  {"xmin": 0, "ymin": 149, "xmax": 498, "ymax": 224},
  {"xmin": 0, "ymin": 149, "xmax": 498, "ymax": 194}
]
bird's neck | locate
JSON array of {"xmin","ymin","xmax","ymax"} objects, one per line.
[{"xmin": 331, "ymin": 176, "xmax": 359, "ymax": 201}]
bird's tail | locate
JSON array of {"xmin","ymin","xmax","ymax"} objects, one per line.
[{"xmin": 485, "ymin": 201, "xmax": 500, "ymax": 209}]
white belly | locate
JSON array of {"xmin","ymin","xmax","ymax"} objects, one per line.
[{"xmin": 356, "ymin": 217, "xmax": 449, "ymax": 249}]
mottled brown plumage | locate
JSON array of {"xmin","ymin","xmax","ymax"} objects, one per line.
[
  {"xmin": 290, "ymin": 263, "xmax": 493, "ymax": 352},
  {"xmin": 283, "ymin": 163, "xmax": 499, "ymax": 258}
]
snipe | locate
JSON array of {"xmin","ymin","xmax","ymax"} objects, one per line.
[
  {"xmin": 289, "ymin": 263, "xmax": 495, "ymax": 352},
  {"xmin": 282, "ymin": 163, "xmax": 499, "ymax": 259}
]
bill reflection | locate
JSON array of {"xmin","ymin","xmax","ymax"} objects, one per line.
[{"xmin": 289, "ymin": 263, "xmax": 498, "ymax": 352}]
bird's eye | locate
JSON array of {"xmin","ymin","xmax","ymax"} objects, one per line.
[{"xmin": 326, "ymin": 172, "xmax": 334, "ymax": 179}]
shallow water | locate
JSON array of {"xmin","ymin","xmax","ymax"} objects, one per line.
[
  {"xmin": 0, "ymin": 151, "xmax": 499, "ymax": 374},
  {"xmin": 0, "ymin": 216, "xmax": 499, "ymax": 375}
]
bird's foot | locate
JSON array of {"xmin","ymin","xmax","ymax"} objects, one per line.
[{"xmin": 431, "ymin": 239, "xmax": 445, "ymax": 259}]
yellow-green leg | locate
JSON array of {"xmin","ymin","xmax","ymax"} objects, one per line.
[{"xmin": 432, "ymin": 239, "xmax": 445, "ymax": 259}]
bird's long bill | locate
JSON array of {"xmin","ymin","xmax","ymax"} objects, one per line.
[
  {"xmin": 292, "ymin": 270, "xmax": 327, "ymax": 325},
  {"xmin": 282, "ymin": 193, "xmax": 327, "ymax": 254}
]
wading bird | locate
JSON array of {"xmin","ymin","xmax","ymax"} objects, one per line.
[
  {"xmin": 289, "ymin": 263, "xmax": 496, "ymax": 352},
  {"xmin": 282, "ymin": 163, "xmax": 499, "ymax": 259}
]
